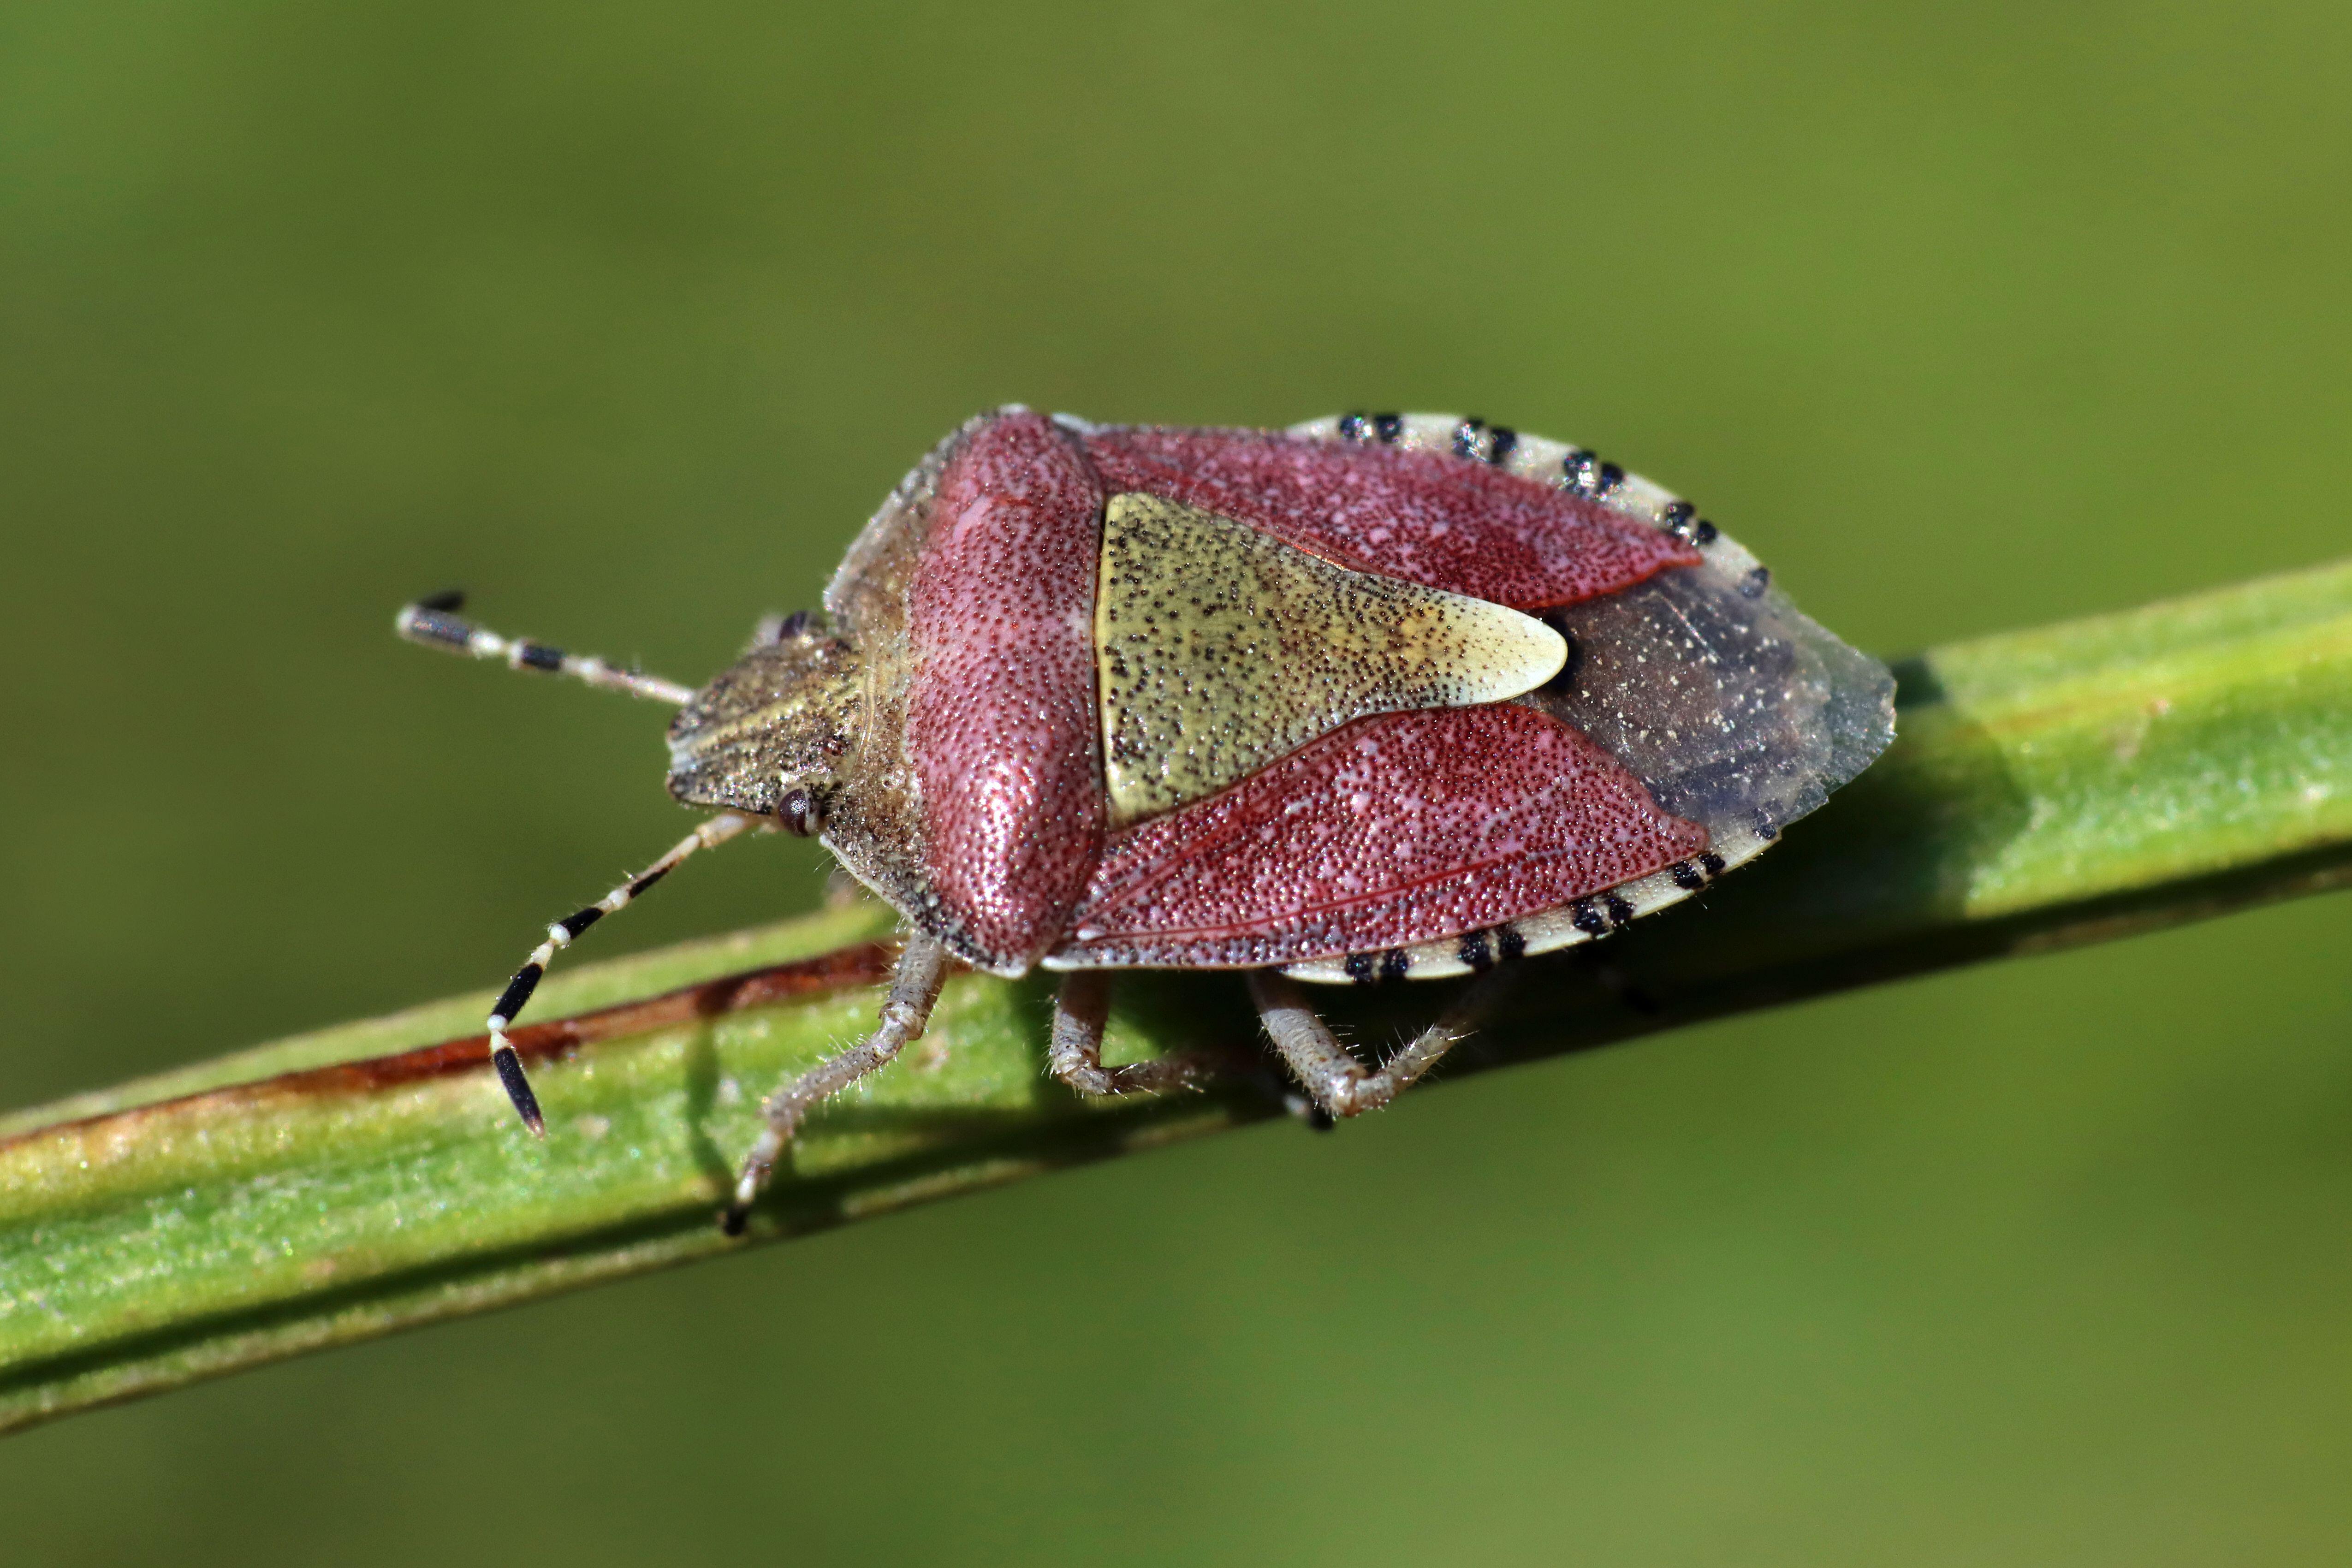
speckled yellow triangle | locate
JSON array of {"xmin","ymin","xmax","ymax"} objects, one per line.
[{"xmin": 1096, "ymin": 492, "xmax": 1568, "ymax": 825}]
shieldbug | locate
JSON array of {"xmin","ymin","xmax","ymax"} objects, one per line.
[{"xmin": 398, "ymin": 409, "xmax": 1895, "ymax": 1233}]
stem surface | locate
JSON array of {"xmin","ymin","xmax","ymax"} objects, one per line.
[{"xmin": 4, "ymin": 560, "xmax": 2349, "ymax": 1434}]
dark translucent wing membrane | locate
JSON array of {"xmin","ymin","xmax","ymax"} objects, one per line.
[{"xmin": 1531, "ymin": 564, "xmax": 1894, "ymax": 843}]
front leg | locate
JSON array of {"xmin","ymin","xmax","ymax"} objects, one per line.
[{"xmin": 721, "ymin": 935, "xmax": 952, "ymax": 1235}]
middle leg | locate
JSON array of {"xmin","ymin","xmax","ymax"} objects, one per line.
[{"xmin": 1046, "ymin": 969, "xmax": 1232, "ymax": 1097}]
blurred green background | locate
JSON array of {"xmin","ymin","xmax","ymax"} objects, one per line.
[{"xmin": 5, "ymin": 2, "xmax": 2351, "ymax": 1562}]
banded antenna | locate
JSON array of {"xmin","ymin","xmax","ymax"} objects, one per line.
[
  {"xmin": 394, "ymin": 590, "xmax": 697, "ymax": 707},
  {"xmin": 393, "ymin": 591, "xmax": 759, "ymax": 1134}
]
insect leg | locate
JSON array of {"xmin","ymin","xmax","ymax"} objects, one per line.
[
  {"xmin": 1246, "ymin": 968, "xmax": 1515, "ymax": 1119},
  {"xmin": 721, "ymin": 935, "xmax": 953, "ymax": 1235},
  {"xmin": 481, "ymin": 812, "xmax": 759, "ymax": 1134},
  {"xmin": 1046, "ymin": 969, "xmax": 1229, "ymax": 1096}
]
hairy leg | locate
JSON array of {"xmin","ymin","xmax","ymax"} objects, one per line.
[
  {"xmin": 1046, "ymin": 969, "xmax": 1234, "ymax": 1097},
  {"xmin": 1246, "ymin": 968, "xmax": 1515, "ymax": 1119},
  {"xmin": 721, "ymin": 935, "xmax": 953, "ymax": 1235}
]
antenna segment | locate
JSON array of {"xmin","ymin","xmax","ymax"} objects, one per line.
[{"xmin": 395, "ymin": 591, "xmax": 697, "ymax": 707}]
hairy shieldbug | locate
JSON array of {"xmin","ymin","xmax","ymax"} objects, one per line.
[{"xmin": 398, "ymin": 409, "xmax": 1895, "ymax": 1233}]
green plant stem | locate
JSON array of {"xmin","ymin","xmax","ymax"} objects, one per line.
[{"xmin": 4, "ymin": 560, "xmax": 2350, "ymax": 1434}]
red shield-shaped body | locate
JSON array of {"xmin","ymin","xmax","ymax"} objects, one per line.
[{"xmin": 781, "ymin": 408, "xmax": 1893, "ymax": 984}]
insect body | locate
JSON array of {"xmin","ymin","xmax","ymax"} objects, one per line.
[{"xmin": 398, "ymin": 409, "xmax": 1895, "ymax": 1233}]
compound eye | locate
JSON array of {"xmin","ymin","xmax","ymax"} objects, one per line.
[
  {"xmin": 778, "ymin": 788, "xmax": 820, "ymax": 837},
  {"xmin": 750, "ymin": 609, "xmax": 815, "ymax": 648}
]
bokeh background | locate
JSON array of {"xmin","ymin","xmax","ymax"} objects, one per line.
[{"xmin": 6, "ymin": 3, "xmax": 2351, "ymax": 1562}]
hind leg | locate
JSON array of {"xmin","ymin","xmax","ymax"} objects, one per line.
[{"xmin": 1247, "ymin": 968, "xmax": 1514, "ymax": 1119}]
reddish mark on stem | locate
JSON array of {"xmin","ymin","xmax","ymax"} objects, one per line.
[{"xmin": 2, "ymin": 942, "xmax": 903, "ymax": 1150}]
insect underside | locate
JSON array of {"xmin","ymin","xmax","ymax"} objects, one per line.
[{"xmin": 397, "ymin": 410, "xmax": 1894, "ymax": 1235}]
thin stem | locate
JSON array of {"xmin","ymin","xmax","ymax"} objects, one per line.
[{"xmin": 3, "ymin": 558, "xmax": 2349, "ymax": 1435}]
